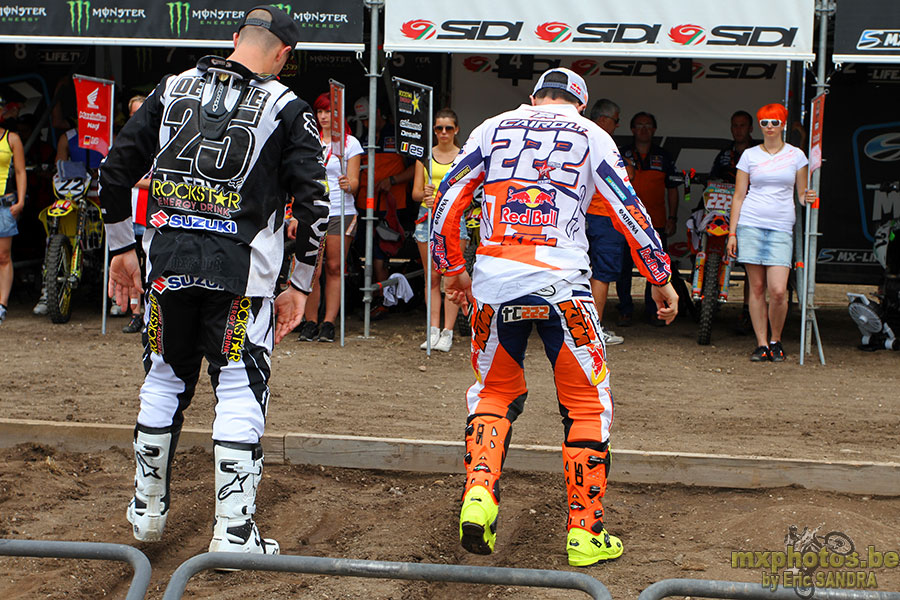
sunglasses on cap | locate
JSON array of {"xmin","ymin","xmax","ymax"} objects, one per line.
[
  {"xmin": 759, "ymin": 119, "xmax": 782, "ymax": 127},
  {"xmin": 434, "ymin": 125, "xmax": 455, "ymax": 132}
]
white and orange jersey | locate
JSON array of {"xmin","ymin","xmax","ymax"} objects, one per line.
[{"xmin": 431, "ymin": 102, "xmax": 671, "ymax": 304}]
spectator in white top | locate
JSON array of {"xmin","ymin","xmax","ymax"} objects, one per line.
[
  {"xmin": 296, "ymin": 92, "xmax": 363, "ymax": 343},
  {"xmin": 727, "ymin": 103, "xmax": 817, "ymax": 363}
]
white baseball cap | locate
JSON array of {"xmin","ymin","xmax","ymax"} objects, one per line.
[
  {"xmin": 532, "ymin": 67, "xmax": 588, "ymax": 106},
  {"xmin": 352, "ymin": 97, "xmax": 369, "ymax": 120}
]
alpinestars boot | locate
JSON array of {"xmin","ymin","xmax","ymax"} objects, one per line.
[
  {"xmin": 208, "ymin": 442, "xmax": 280, "ymax": 555},
  {"xmin": 459, "ymin": 415, "xmax": 511, "ymax": 555},
  {"xmin": 563, "ymin": 443, "xmax": 623, "ymax": 566},
  {"xmin": 126, "ymin": 424, "xmax": 180, "ymax": 542}
]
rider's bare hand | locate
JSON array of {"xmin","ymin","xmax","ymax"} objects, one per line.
[{"xmin": 108, "ymin": 250, "xmax": 143, "ymax": 311}]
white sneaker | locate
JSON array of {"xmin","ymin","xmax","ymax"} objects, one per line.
[
  {"xmin": 601, "ymin": 328, "xmax": 624, "ymax": 346},
  {"xmin": 110, "ymin": 301, "xmax": 125, "ymax": 317},
  {"xmin": 33, "ymin": 296, "xmax": 48, "ymax": 315},
  {"xmin": 434, "ymin": 328, "xmax": 453, "ymax": 352},
  {"xmin": 419, "ymin": 326, "xmax": 440, "ymax": 350}
]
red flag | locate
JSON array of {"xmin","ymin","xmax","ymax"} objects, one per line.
[
  {"xmin": 73, "ymin": 75, "xmax": 114, "ymax": 157},
  {"xmin": 329, "ymin": 79, "xmax": 345, "ymax": 160}
]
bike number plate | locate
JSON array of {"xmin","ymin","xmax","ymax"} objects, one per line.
[
  {"xmin": 703, "ymin": 182, "xmax": 735, "ymax": 213},
  {"xmin": 46, "ymin": 199, "xmax": 74, "ymax": 218}
]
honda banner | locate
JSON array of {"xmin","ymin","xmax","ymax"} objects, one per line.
[
  {"xmin": 834, "ymin": 0, "xmax": 900, "ymax": 64},
  {"xmin": 73, "ymin": 74, "xmax": 113, "ymax": 157},
  {"xmin": 0, "ymin": 0, "xmax": 363, "ymax": 51},
  {"xmin": 384, "ymin": 0, "xmax": 815, "ymax": 61},
  {"xmin": 393, "ymin": 77, "xmax": 432, "ymax": 163}
]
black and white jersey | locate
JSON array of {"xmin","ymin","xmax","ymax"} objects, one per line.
[{"xmin": 100, "ymin": 55, "xmax": 329, "ymax": 296}]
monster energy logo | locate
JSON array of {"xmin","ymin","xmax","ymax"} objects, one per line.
[
  {"xmin": 167, "ymin": 2, "xmax": 190, "ymax": 36},
  {"xmin": 67, "ymin": 0, "xmax": 90, "ymax": 34},
  {"xmin": 272, "ymin": 3, "xmax": 292, "ymax": 13}
]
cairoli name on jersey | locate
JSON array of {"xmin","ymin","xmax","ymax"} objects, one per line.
[
  {"xmin": 499, "ymin": 119, "xmax": 587, "ymax": 133},
  {"xmin": 152, "ymin": 180, "xmax": 242, "ymax": 215}
]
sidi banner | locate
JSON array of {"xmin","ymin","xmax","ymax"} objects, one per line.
[
  {"xmin": 73, "ymin": 74, "xmax": 114, "ymax": 157},
  {"xmin": 384, "ymin": 0, "xmax": 814, "ymax": 60}
]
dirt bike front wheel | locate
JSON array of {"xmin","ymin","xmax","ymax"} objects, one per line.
[
  {"xmin": 824, "ymin": 531, "xmax": 855, "ymax": 555},
  {"xmin": 697, "ymin": 252, "xmax": 721, "ymax": 345},
  {"xmin": 45, "ymin": 234, "xmax": 73, "ymax": 324}
]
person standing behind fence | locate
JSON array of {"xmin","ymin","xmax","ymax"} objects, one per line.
[
  {"xmin": 709, "ymin": 109, "xmax": 755, "ymax": 335},
  {"xmin": 585, "ymin": 98, "xmax": 632, "ymax": 346},
  {"xmin": 726, "ymin": 103, "xmax": 817, "ymax": 362},
  {"xmin": 617, "ymin": 112, "xmax": 681, "ymax": 327},
  {"xmin": 100, "ymin": 6, "xmax": 328, "ymax": 555},
  {"xmin": 297, "ymin": 92, "xmax": 363, "ymax": 343},
  {"xmin": 0, "ymin": 97, "xmax": 26, "ymax": 325},
  {"xmin": 411, "ymin": 108, "xmax": 467, "ymax": 352},
  {"xmin": 432, "ymin": 68, "xmax": 678, "ymax": 566}
]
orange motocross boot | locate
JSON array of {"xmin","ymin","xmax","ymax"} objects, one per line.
[
  {"xmin": 563, "ymin": 443, "xmax": 624, "ymax": 566},
  {"xmin": 459, "ymin": 415, "xmax": 511, "ymax": 555}
]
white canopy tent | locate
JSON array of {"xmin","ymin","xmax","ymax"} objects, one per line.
[{"xmin": 363, "ymin": 0, "xmax": 817, "ymax": 345}]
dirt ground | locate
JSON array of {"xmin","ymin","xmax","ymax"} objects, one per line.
[{"xmin": 1, "ymin": 284, "xmax": 899, "ymax": 598}]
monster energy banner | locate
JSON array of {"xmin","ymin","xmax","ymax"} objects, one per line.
[
  {"xmin": 0, "ymin": 0, "xmax": 363, "ymax": 51},
  {"xmin": 393, "ymin": 77, "xmax": 432, "ymax": 163}
]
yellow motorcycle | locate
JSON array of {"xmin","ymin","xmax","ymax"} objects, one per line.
[{"xmin": 37, "ymin": 161, "xmax": 104, "ymax": 323}]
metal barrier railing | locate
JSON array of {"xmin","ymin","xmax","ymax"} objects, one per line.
[
  {"xmin": 0, "ymin": 538, "xmax": 151, "ymax": 600},
  {"xmin": 162, "ymin": 552, "xmax": 612, "ymax": 600},
  {"xmin": 638, "ymin": 579, "xmax": 900, "ymax": 600}
]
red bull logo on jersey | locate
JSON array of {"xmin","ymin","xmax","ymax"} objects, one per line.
[
  {"xmin": 586, "ymin": 343, "xmax": 607, "ymax": 385},
  {"xmin": 501, "ymin": 186, "xmax": 559, "ymax": 227}
]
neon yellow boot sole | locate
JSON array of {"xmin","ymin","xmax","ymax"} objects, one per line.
[{"xmin": 459, "ymin": 486, "xmax": 499, "ymax": 555}]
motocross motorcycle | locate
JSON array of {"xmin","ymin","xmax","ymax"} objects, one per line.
[
  {"xmin": 848, "ymin": 181, "xmax": 900, "ymax": 350},
  {"xmin": 686, "ymin": 180, "xmax": 735, "ymax": 345},
  {"xmin": 37, "ymin": 161, "xmax": 105, "ymax": 323}
]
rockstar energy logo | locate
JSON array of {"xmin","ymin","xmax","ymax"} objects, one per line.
[
  {"xmin": 222, "ymin": 296, "xmax": 252, "ymax": 362},
  {"xmin": 166, "ymin": 1, "xmax": 190, "ymax": 36},
  {"xmin": 67, "ymin": 0, "xmax": 90, "ymax": 34},
  {"xmin": 146, "ymin": 293, "xmax": 163, "ymax": 355},
  {"xmin": 152, "ymin": 180, "xmax": 242, "ymax": 217}
]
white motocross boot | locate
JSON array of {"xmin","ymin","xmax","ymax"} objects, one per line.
[
  {"xmin": 126, "ymin": 425, "xmax": 179, "ymax": 542},
  {"xmin": 208, "ymin": 442, "xmax": 280, "ymax": 555}
]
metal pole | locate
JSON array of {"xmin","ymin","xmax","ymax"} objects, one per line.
[
  {"xmin": 361, "ymin": 0, "xmax": 383, "ymax": 338},
  {"xmin": 802, "ymin": 0, "xmax": 833, "ymax": 365},
  {"xmin": 425, "ymin": 89, "xmax": 434, "ymax": 356},
  {"xmin": 638, "ymin": 578, "xmax": 900, "ymax": 600},
  {"xmin": 0, "ymin": 539, "xmax": 151, "ymax": 600},
  {"xmin": 162, "ymin": 552, "xmax": 612, "ymax": 600}
]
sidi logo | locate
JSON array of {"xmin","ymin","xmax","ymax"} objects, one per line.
[
  {"xmin": 401, "ymin": 19, "xmax": 436, "ymax": 40},
  {"xmin": 536, "ymin": 22, "xmax": 573, "ymax": 43},
  {"xmin": 436, "ymin": 20, "xmax": 523, "ymax": 42},
  {"xmin": 669, "ymin": 24, "xmax": 706, "ymax": 45}
]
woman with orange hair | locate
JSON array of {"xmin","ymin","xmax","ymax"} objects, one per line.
[{"xmin": 726, "ymin": 103, "xmax": 817, "ymax": 362}]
